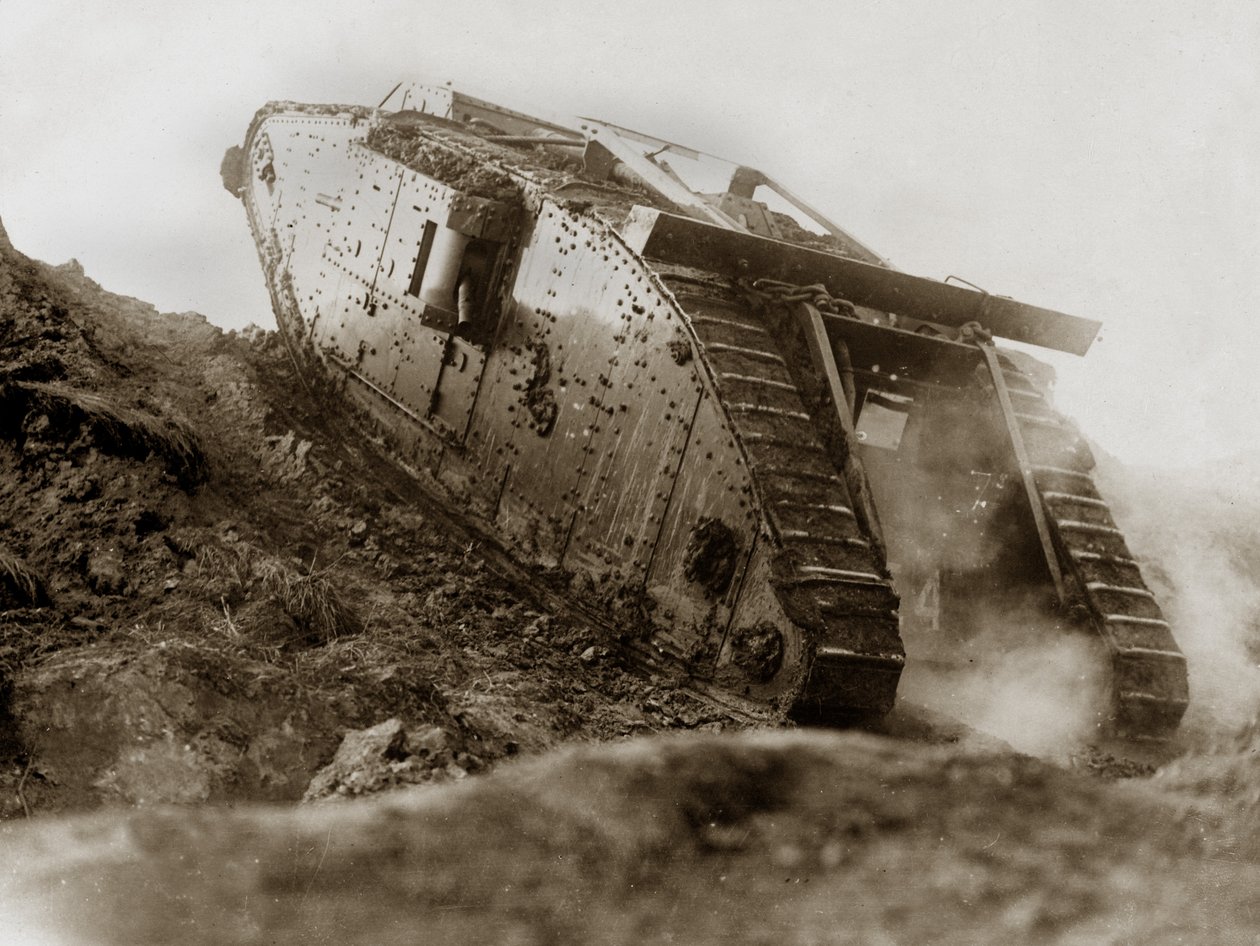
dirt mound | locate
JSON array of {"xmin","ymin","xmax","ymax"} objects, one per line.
[
  {"xmin": 0, "ymin": 221, "xmax": 719, "ymax": 816},
  {"xmin": 3, "ymin": 729, "xmax": 1251, "ymax": 945}
]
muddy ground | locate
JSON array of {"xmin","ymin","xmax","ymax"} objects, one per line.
[
  {"xmin": 0, "ymin": 218, "xmax": 730, "ymax": 817},
  {"xmin": 1, "ymin": 221, "xmax": 1259, "ymax": 943}
]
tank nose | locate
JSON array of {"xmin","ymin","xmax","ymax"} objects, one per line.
[{"xmin": 220, "ymin": 144, "xmax": 247, "ymax": 199}]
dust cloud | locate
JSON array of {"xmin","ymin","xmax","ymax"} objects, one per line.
[
  {"xmin": 870, "ymin": 377, "xmax": 1110, "ymax": 759},
  {"xmin": 898, "ymin": 599, "xmax": 1107, "ymax": 759},
  {"xmin": 894, "ymin": 450, "xmax": 1260, "ymax": 758},
  {"xmin": 869, "ymin": 356, "xmax": 1260, "ymax": 756},
  {"xmin": 1098, "ymin": 457, "xmax": 1260, "ymax": 738}
]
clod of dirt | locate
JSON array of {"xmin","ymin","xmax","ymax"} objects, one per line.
[
  {"xmin": 85, "ymin": 547, "xmax": 126, "ymax": 596},
  {"xmin": 219, "ymin": 144, "xmax": 247, "ymax": 197},
  {"xmin": 683, "ymin": 516, "xmax": 739, "ymax": 597},
  {"xmin": 666, "ymin": 336, "xmax": 693, "ymax": 365},
  {"xmin": 522, "ymin": 342, "xmax": 558, "ymax": 435},
  {"xmin": 726, "ymin": 621, "xmax": 784, "ymax": 683},
  {"xmin": 304, "ymin": 717, "xmax": 468, "ymax": 801},
  {"xmin": 304, "ymin": 718, "xmax": 407, "ymax": 800}
]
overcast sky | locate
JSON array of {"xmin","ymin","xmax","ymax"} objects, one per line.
[{"xmin": 2, "ymin": 1, "xmax": 1256, "ymax": 467}]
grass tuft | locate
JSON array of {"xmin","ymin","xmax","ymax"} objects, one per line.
[
  {"xmin": 0, "ymin": 547, "xmax": 47, "ymax": 610},
  {"xmin": 195, "ymin": 541, "xmax": 361, "ymax": 645}
]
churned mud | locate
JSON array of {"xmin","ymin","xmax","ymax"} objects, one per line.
[{"xmin": 0, "ymin": 220, "xmax": 719, "ymax": 817}]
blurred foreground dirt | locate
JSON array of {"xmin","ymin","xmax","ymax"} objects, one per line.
[{"xmin": 7, "ymin": 730, "xmax": 1260, "ymax": 944}]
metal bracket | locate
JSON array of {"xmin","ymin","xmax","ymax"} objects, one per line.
[
  {"xmin": 796, "ymin": 302, "xmax": 887, "ymax": 562},
  {"xmin": 976, "ymin": 341, "xmax": 1067, "ymax": 604}
]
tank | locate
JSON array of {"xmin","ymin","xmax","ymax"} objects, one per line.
[{"xmin": 223, "ymin": 82, "xmax": 1188, "ymax": 737}]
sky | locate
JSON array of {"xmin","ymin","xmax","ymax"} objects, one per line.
[{"xmin": 1, "ymin": 0, "xmax": 1256, "ymax": 468}]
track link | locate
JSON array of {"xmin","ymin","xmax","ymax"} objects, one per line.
[
  {"xmin": 998, "ymin": 360, "xmax": 1189, "ymax": 736},
  {"xmin": 662, "ymin": 270, "xmax": 904, "ymax": 720}
]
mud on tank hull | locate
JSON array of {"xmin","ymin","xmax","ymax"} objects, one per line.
[{"xmin": 227, "ymin": 91, "xmax": 1187, "ymax": 734}]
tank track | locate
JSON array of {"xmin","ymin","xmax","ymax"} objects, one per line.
[
  {"xmin": 658, "ymin": 267, "xmax": 904, "ymax": 721},
  {"xmin": 997, "ymin": 358, "xmax": 1189, "ymax": 737}
]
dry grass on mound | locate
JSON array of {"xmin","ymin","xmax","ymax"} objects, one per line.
[{"xmin": 0, "ymin": 380, "xmax": 208, "ymax": 488}]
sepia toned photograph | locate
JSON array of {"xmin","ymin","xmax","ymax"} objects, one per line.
[{"xmin": 1, "ymin": 2, "xmax": 1257, "ymax": 942}]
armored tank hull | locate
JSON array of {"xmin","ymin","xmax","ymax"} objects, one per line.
[{"xmin": 226, "ymin": 84, "xmax": 1188, "ymax": 734}]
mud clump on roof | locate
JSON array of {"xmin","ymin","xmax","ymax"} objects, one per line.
[
  {"xmin": 367, "ymin": 124, "xmax": 523, "ymax": 206},
  {"xmin": 768, "ymin": 210, "xmax": 859, "ymax": 257}
]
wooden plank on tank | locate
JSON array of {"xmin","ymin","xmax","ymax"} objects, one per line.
[{"xmin": 622, "ymin": 208, "xmax": 1101, "ymax": 356}]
